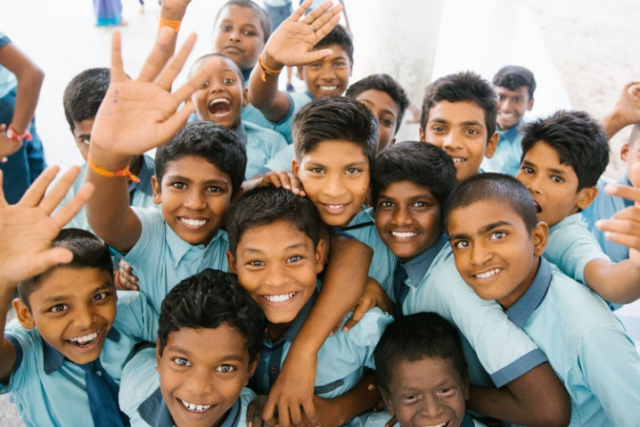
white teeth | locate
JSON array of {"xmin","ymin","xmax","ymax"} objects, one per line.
[
  {"xmin": 180, "ymin": 400, "xmax": 211, "ymax": 413},
  {"xmin": 180, "ymin": 218, "xmax": 207, "ymax": 227},
  {"xmin": 391, "ymin": 231, "xmax": 418, "ymax": 238},
  {"xmin": 208, "ymin": 98, "xmax": 230, "ymax": 107},
  {"xmin": 422, "ymin": 424, "xmax": 446, "ymax": 427},
  {"xmin": 68, "ymin": 330, "xmax": 100, "ymax": 346},
  {"xmin": 452, "ymin": 158, "xmax": 465, "ymax": 163},
  {"xmin": 325, "ymin": 204, "xmax": 346, "ymax": 209},
  {"xmin": 319, "ymin": 85, "xmax": 338, "ymax": 91},
  {"xmin": 475, "ymin": 268, "xmax": 502, "ymax": 279},
  {"xmin": 264, "ymin": 292, "xmax": 296, "ymax": 303}
]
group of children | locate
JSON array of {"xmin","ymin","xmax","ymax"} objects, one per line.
[{"xmin": 2, "ymin": 0, "xmax": 640, "ymax": 426}]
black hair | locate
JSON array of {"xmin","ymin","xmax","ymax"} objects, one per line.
[
  {"xmin": 292, "ymin": 96, "xmax": 378, "ymax": 164},
  {"xmin": 375, "ymin": 312, "xmax": 468, "ymax": 393},
  {"xmin": 345, "ymin": 74, "xmax": 410, "ymax": 135},
  {"xmin": 17, "ymin": 229, "xmax": 113, "ymax": 310},
  {"xmin": 371, "ymin": 141, "xmax": 456, "ymax": 211},
  {"xmin": 189, "ymin": 53, "xmax": 245, "ymax": 85},
  {"xmin": 155, "ymin": 121, "xmax": 247, "ymax": 196},
  {"xmin": 492, "ymin": 65, "xmax": 537, "ymax": 99},
  {"xmin": 521, "ymin": 110, "xmax": 609, "ymax": 190},
  {"xmin": 226, "ymin": 186, "xmax": 321, "ymax": 255},
  {"xmin": 314, "ymin": 24, "xmax": 354, "ymax": 60},
  {"xmin": 63, "ymin": 68, "xmax": 110, "ymax": 130},
  {"xmin": 158, "ymin": 268, "xmax": 265, "ymax": 363},
  {"xmin": 420, "ymin": 71, "xmax": 497, "ymax": 142},
  {"xmin": 443, "ymin": 173, "xmax": 538, "ymax": 235},
  {"xmin": 213, "ymin": 0, "xmax": 271, "ymax": 43}
]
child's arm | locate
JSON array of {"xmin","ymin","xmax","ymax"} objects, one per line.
[
  {"xmin": 248, "ymin": 0, "xmax": 342, "ymax": 122},
  {"xmin": 261, "ymin": 231, "xmax": 372, "ymax": 427},
  {"xmin": 0, "ymin": 38, "xmax": 44, "ymax": 160},
  {"xmin": 86, "ymin": 29, "xmax": 214, "ymax": 252},
  {"xmin": 0, "ymin": 166, "xmax": 93, "ymax": 382},
  {"xmin": 156, "ymin": 0, "xmax": 191, "ymax": 56},
  {"xmin": 601, "ymin": 81, "xmax": 640, "ymax": 140}
]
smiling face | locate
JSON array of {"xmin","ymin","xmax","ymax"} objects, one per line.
[
  {"xmin": 516, "ymin": 141, "xmax": 596, "ymax": 227},
  {"xmin": 15, "ymin": 267, "xmax": 117, "ymax": 365},
  {"xmin": 420, "ymin": 101, "xmax": 498, "ymax": 183},
  {"xmin": 212, "ymin": 4, "xmax": 265, "ymax": 70},
  {"xmin": 157, "ymin": 325, "xmax": 256, "ymax": 427},
  {"xmin": 375, "ymin": 181, "xmax": 442, "ymax": 263},
  {"xmin": 153, "ymin": 155, "xmax": 233, "ymax": 246},
  {"xmin": 227, "ymin": 220, "xmax": 324, "ymax": 340},
  {"xmin": 494, "ymin": 86, "xmax": 533, "ymax": 130},
  {"xmin": 299, "ymin": 44, "xmax": 353, "ymax": 99},
  {"xmin": 383, "ymin": 356, "xmax": 469, "ymax": 427},
  {"xmin": 447, "ymin": 200, "xmax": 546, "ymax": 309},
  {"xmin": 293, "ymin": 140, "xmax": 369, "ymax": 227},
  {"xmin": 191, "ymin": 57, "xmax": 247, "ymax": 130},
  {"xmin": 355, "ymin": 89, "xmax": 400, "ymax": 153}
]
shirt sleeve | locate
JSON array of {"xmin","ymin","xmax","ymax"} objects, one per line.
[
  {"xmin": 263, "ymin": 144, "xmax": 295, "ymax": 173},
  {"xmin": 343, "ymin": 308, "xmax": 394, "ymax": 371},
  {"xmin": 119, "ymin": 346, "xmax": 159, "ymax": 421},
  {"xmin": 1, "ymin": 324, "xmax": 38, "ymax": 394},
  {"xmin": 113, "ymin": 291, "xmax": 159, "ymax": 343}
]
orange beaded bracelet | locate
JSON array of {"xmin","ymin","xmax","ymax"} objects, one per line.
[{"xmin": 88, "ymin": 157, "xmax": 140, "ymax": 183}]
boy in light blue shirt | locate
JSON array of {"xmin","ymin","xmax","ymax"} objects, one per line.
[
  {"xmin": 370, "ymin": 141, "xmax": 570, "ymax": 426},
  {"xmin": 516, "ymin": 110, "xmax": 640, "ymax": 304},
  {"xmin": 481, "ymin": 65, "xmax": 536, "ymax": 177},
  {"xmin": 120, "ymin": 269, "xmax": 264, "ymax": 427},
  {"xmin": 444, "ymin": 173, "xmax": 640, "ymax": 426}
]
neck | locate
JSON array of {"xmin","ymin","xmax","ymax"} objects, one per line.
[{"xmin": 267, "ymin": 321, "xmax": 292, "ymax": 342}]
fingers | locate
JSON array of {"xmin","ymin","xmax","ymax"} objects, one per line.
[
  {"xmin": 300, "ymin": 400, "xmax": 320, "ymax": 427},
  {"xmin": 38, "ymin": 166, "xmax": 82, "ymax": 213},
  {"xmin": 262, "ymin": 398, "xmax": 281, "ymax": 427},
  {"xmin": 138, "ymin": 27, "xmax": 178, "ymax": 83},
  {"xmin": 172, "ymin": 37, "xmax": 212, "ymax": 103},
  {"xmin": 0, "ymin": 170, "xmax": 6, "ymax": 208},
  {"xmin": 18, "ymin": 166, "xmax": 62, "ymax": 208},
  {"xmin": 118, "ymin": 260, "xmax": 140, "ymax": 291},
  {"xmin": 247, "ymin": 399, "xmax": 265, "ymax": 427},
  {"xmin": 604, "ymin": 184, "xmax": 640, "ymax": 207},
  {"xmin": 288, "ymin": 404, "xmax": 304, "ymax": 427},
  {"xmin": 384, "ymin": 415, "xmax": 398, "ymax": 427},
  {"xmin": 28, "ymin": 247, "xmax": 74, "ymax": 277},
  {"xmin": 308, "ymin": 6, "xmax": 343, "ymax": 42},
  {"xmin": 302, "ymin": 0, "xmax": 335, "ymax": 24},
  {"xmin": 52, "ymin": 182, "xmax": 94, "ymax": 228},
  {"xmin": 156, "ymin": 32, "xmax": 198, "ymax": 91},
  {"xmin": 110, "ymin": 30, "xmax": 127, "ymax": 82},
  {"xmin": 342, "ymin": 299, "xmax": 369, "ymax": 332},
  {"xmin": 289, "ymin": 0, "xmax": 314, "ymax": 22}
]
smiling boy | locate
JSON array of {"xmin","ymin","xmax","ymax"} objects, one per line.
[
  {"xmin": 444, "ymin": 173, "xmax": 640, "ymax": 425},
  {"xmin": 419, "ymin": 71, "xmax": 498, "ymax": 183}
]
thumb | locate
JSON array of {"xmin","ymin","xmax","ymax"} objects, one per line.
[{"xmin": 631, "ymin": 162, "xmax": 640, "ymax": 206}]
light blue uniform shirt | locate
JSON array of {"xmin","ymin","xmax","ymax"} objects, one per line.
[
  {"xmin": 235, "ymin": 121, "xmax": 287, "ymax": 178},
  {"xmin": 1, "ymin": 291, "xmax": 158, "ymax": 427},
  {"xmin": 55, "ymin": 155, "xmax": 156, "ymax": 233},
  {"xmin": 506, "ymin": 258, "xmax": 640, "ymax": 425},
  {"xmin": 582, "ymin": 175, "xmax": 632, "ymax": 263},
  {"xmin": 401, "ymin": 243, "xmax": 546, "ymax": 387},
  {"xmin": 260, "ymin": 143, "xmax": 295, "ymax": 174},
  {"xmin": 126, "ymin": 207, "xmax": 229, "ymax": 313},
  {"xmin": 545, "ymin": 213, "xmax": 610, "ymax": 284},
  {"xmin": 481, "ymin": 123, "xmax": 523, "ymax": 177},
  {"xmin": 252, "ymin": 291, "xmax": 392, "ymax": 405},
  {"xmin": 363, "ymin": 410, "xmax": 485, "ymax": 427},
  {"xmin": 244, "ymin": 91, "xmax": 313, "ymax": 145},
  {"xmin": 120, "ymin": 346, "xmax": 255, "ymax": 427},
  {"xmin": 338, "ymin": 208, "xmax": 397, "ymax": 301}
]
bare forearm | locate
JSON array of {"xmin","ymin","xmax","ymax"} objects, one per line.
[
  {"xmin": 0, "ymin": 281, "xmax": 17, "ymax": 381},
  {"xmin": 248, "ymin": 54, "xmax": 289, "ymax": 122},
  {"xmin": 601, "ymin": 111, "xmax": 628, "ymax": 140},
  {"xmin": 12, "ymin": 66, "xmax": 44, "ymax": 134},
  {"xmin": 584, "ymin": 258, "xmax": 640, "ymax": 304},
  {"xmin": 157, "ymin": 2, "xmax": 189, "ymax": 56}
]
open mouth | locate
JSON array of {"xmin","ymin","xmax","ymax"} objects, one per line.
[
  {"xmin": 263, "ymin": 292, "xmax": 297, "ymax": 303},
  {"xmin": 208, "ymin": 98, "xmax": 232, "ymax": 117},
  {"xmin": 318, "ymin": 85, "xmax": 338, "ymax": 93},
  {"xmin": 474, "ymin": 268, "xmax": 502, "ymax": 279},
  {"xmin": 179, "ymin": 399, "xmax": 212, "ymax": 413},
  {"xmin": 319, "ymin": 202, "xmax": 351, "ymax": 213},
  {"xmin": 391, "ymin": 231, "xmax": 418, "ymax": 239},
  {"xmin": 421, "ymin": 422, "xmax": 450, "ymax": 427},
  {"xmin": 450, "ymin": 157, "xmax": 466, "ymax": 166},
  {"xmin": 67, "ymin": 329, "xmax": 102, "ymax": 348},
  {"xmin": 533, "ymin": 201, "xmax": 542, "ymax": 214}
]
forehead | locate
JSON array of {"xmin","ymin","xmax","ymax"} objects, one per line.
[
  {"xmin": 494, "ymin": 85, "xmax": 530, "ymax": 99},
  {"xmin": 390, "ymin": 356, "xmax": 463, "ymax": 391},
  {"xmin": 379, "ymin": 180, "xmax": 437, "ymax": 200},
  {"xmin": 162, "ymin": 155, "xmax": 231, "ymax": 182},
  {"xmin": 238, "ymin": 220, "xmax": 313, "ymax": 251},
  {"xmin": 163, "ymin": 324, "xmax": 249, "ymax": 360},
  {"xmin": 427, "ymin": 100, "xmax": 487, "ymax": 129},
  {"xmin": 30, "ymin": 267, "xmax": 112, "ymax": 304},
  {"xmin": 72, "ymin": 118, "xmax": 94, "ymax": 136},
  {"xmin": 524, "ymin": 140, "xmax": 574, "ymax": 171},
  {"xmin": 217, "ymin": 4, "xmax": 264, "ymax": 30},
  {"xmin": 312, "ymin": 43, "xmax": 351, "ymax": 61},
  {"xmin": 448, "ymin": 199, "xmax": 523, "ymax": 232},
  {"xmin": 356, "ymin": 89, "xmax": 399, "ymax": 117},
  {"xmin": 303, "ymin": 139, "xmax": 369, "ymax": 164},
  {"xmin": 193, "ymin": 56, "xmax": 242, "ymax": 78}
]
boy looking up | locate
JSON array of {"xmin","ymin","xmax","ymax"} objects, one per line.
[
  {"xmin": 120, "ymin": 269, "xmax": 264, "ymax": 427},
  {"xmin": 0, "ymin": 166, "xmax": 158, "ymax": 427},
  {"xmin": 226, "ymin": 187, "xmax": 392, "ymax": 426},
  {"xmin": 419, "ymin": 71, "xmax": 498, "ymax": 183},
  {"xmin": 373, "ymin": 312, "xmax": 485, "ymax": 427},
  {"xmin": 516, "ymin": 110, "xmax": 640, "ymax": 304},
  {"xmin": 444, "ymin": 173, "xmax": 640, "ymax": 425},
  {"xmin": 370, "ymin": 141, "xmax": 570, "ymax": 426},
  {"xmin": 481, "ymin": 65, "xmax": 536, "ymax": 177}
]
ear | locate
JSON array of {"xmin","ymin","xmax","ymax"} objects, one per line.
[
  {"xmin": 246, "ymin": 357, "xmax": 259, "ymax": 385},
  {"xmin": 226, "ymin": 249, "xmax": 238, "ymax": 274},
  {"xmin": 155, "ymin": 338, "xmax": 163, "ymax": 371},
  {"xmin": 348, "ymin": 58, "xmax": 354, "ymax": 76},
  {"xmin": 13, "ymin": 299, "xmax": 35, "ymax": 330},
  {"xmin": 419, "ymin": 126, "xmax": 426, "ymax": 142},
  {"xmin": 621, "ymin": 143, "xmax": 630, "ymax": 162},
  {"xmin": 241, "ymin": 87, "xmax": 249, "ymax": 107},
  {"xmin": 232, "ymin": 186, "xmax": 244, "ymax": 203},
  {"xmin": 462, "ymin": 374, "xmax": 470, "ymax": 401},
  {"xmin": 380, "ymin": 387, "xmax": 395, "ymax": 417},
  {"xmin": 291, "ymin": 158, "xmax": 299, "ymax": 176},
  {"xmin": 390, "ymin": 137, "xmax": 396, "ymax": 147},
  {"xmin": 527, "ymin": 97, "xmax": 535, "ymax": 111},
  {"xmin": 315, "ymin": 238, "xmax": 326, "ymax": 274},
  {"xmin": 532, "ymin": 221, "xmax": 549, "ymax": 257},
  {"xmin": 576, "ymin": 186, "xmax": 598, "ymax": 210},
  {"xmin": 296, "ymin": 66, "xmax": 304, "ymax": 81},
  {"xmin": 152, "ymin": 175, "xmax": 162, "ymax": 205},
  {"xmin": 484, "ymin": 132, "xmax": 499, "ymax": 159}
]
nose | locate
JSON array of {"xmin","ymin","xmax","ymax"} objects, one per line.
[
  {"xmin": 391, "ymin": 205, "xmax": 413, "ymax": 227},
  {"xmin": 264, "ymin": 263, "xmax": 289, "ymax": 288},
  {"xmin": 417, "ymin": 393, "xmax": 445, "ymax": 421},
  {"xmin": 319, "ymin": 63, "xmax": 337, "ymax": 82},
  {"xmin": 442, "ymin": 132, "xmax": 462, "ymax": 151},
  {"xmin": 469, "ymin": 241, "xmax": 492, "ymax": 267},
  {"xmin": 184, "ymin": 189, "xmax": 207, "ymax": 210},
  {"xmin": 74, "ymin": 303, "xmax": 97, "ymax": 329},
  {"xmin": 186, "ymin": 368, "xmax": 214, "ymax": 395},
  {"xmin": 321, "ymin": 173, "xmax": 347, "ymax": 199},
  {"xmin": 228, "ymin": 29, "xmax": 240, "ymax": 42}
]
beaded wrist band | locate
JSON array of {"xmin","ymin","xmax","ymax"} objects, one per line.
[
  {"xmin": 258, "ymin": 56, "xmax": 282, "ymax": 82},
  {"xmin": 88, "ymin": 157, "xmax": 141, "ymax": 183},
  {"xmin": 158, "ymin": 17, "xmax": 181, "ymax": 32}
]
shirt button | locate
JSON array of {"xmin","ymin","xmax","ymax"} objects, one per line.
[
  {"xmin": 96, "ymin": 371, "xmax": 102, "ymax": 377},
  {"xmin": 270, "ymin": 367, "xmax": 278, "ymax": 374}
]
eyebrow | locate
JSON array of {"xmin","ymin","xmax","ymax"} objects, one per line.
[
  {"xmin": 41, "ymin": 282, "xmax": 112, "ymax": 305},
  {"xmin": 166, "ymin": 175, "xmax": 229, "ymax": 186},
  {"xmin": 478, "ymin": 220, "xmax": 513, "ymax": 235},
  {"xmin": 167, "ymin": 345, "xmax": 191, "ymax": 357},
  {"xmin": 359, "ymin": 100, "xmax": 397, "ymax": 118}
]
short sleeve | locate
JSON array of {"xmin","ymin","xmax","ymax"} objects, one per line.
[
  {"xmin": 119, "ymin": 346, "xmax": 159, "ymax": 421},
  {"xmin": 342, "ymin": 308, "xmax": 393, "ymax": 370},
  {"xmin": 113, "ymin": 291, "xmax": 159, "ymax": 343},
  {"xmin": 1, "ymin": 323, "xmax": 39, "ymax": 394},
  {"xmin": 263, "ymin": 144, "xmax": 295, "ymax": 173}
]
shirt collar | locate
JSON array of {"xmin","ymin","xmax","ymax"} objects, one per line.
[
  {"xmin": 549, "ymin": 212, "xmax": 582, "ymax": 233},
  {"xmin": 266, "ymin": 290, "xmax": 318, "ymax": 347},
  {"xmin": 497, "ymin": 122, "xmax": 522, "ymax": 142},
  {"xmin": 461, "ymin": 412, "xmax": 477, "ymax": 427},
  {"xmin": 400, "ymin": 233, "xmax": 448, "ymax": 287},
  {"xmin": 43, "ymin": 327, "xmax": 121, "ymax": 374},
  {"xmin": 165, "ymin": 224, "xmax": 224, "ymax": 268},
  {"xmin": 506, "ymin": 257, "xmax": 551, "ymax": 328},
  {"xmin": 128, "ymin": 155, "xmax": 155, "ymax": 198},
  {"xmin": 233, "ymin": 122, "xmax": 248, "ymax": 146}
]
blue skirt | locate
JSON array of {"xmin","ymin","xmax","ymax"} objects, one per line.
[{"xmin": 94, "ymin": 0, "xmax": 123, "ymax": 26}]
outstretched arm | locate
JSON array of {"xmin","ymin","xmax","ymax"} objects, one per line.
[
  {"xmin": 602, "ymin": 81, "xmax": 640, "ymax": 140},
  {"xmin": 156, "ymin": 0, "xmax": 192, "ymax": 57},
  {"xmin": 0, "ymin": 166, "xmax": 93, "ymax": 383},
  {"xmin": 248, "ymin": 0, "xmax": 342, "ymax": 122},
  {"xmin": 86, "ymin": 28, "xmax": 214, "ymax": 252}
]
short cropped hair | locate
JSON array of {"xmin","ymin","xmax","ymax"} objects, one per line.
[
  {"xmin": 63, "ymin": 68, "xmax": 110, "ymax": 130},
  {"xmin": 371, "ymin": 141, "xmax": 457, "ymax": 210},
  {"xmin": 189, "ymin": 53, "xmax": 245, "ymax": 85},
  {"xmin": 17, "ymin": 229, "xmax": 113, "ymax": 310},
  {"xmin": 443, "ymin": 173, "xmax": 538, "ymax": 235},
  {"xmin": 521, "ymin": 110, "xmax": 609, "ymax": 190},
  {"xmin": 314, "ymin": 24, "xmax": 354, "ymax": 60},
  {"xmin": 155, "ymin": 122, "xmax": 247, "ymax": 197},
  {"xmin": 375, "ymin": 312, "xmax": 468, "ymax": 393},
  {"xmin": 346, "ymin": 74, "xmax": 410, "ymax": 134},
  {"xmin": 292, "ymin": 96, "xmax": 378, "ymax": 164},
  {"xmin": 420, "ymin": 71, "xmax": 497, "ymax": 141},
  {"xmin": 226, "ymin": 187, "xmax": 321, "ymax": 255},
  {"xmin": 157, "ymin": 269, "xmax": 265, "ymax": 363},
  {"xmin": 214, "ymin": 0, "xmax": 271, "ymax": 43},
  {"xmin": 492, "ymin": 65, "xmax": 537, "ymax": 99}
]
